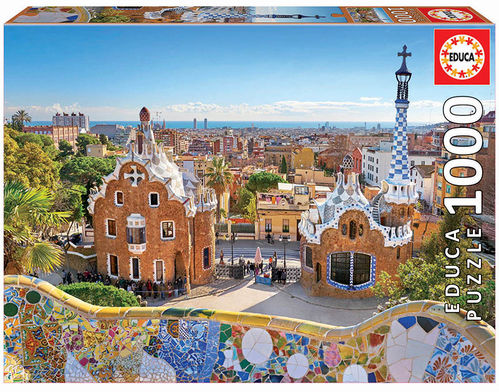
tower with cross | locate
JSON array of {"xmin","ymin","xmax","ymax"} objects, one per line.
[{"xmin": 380, "ymin": 45, "xmax": 418, "ymax": 208}]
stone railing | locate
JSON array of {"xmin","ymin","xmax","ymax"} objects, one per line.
[{"xmin": 4, "ymin": 275, "xmax": 495, "ymax": 383}]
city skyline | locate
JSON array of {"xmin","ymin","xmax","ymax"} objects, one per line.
[{"xmin": 4, "ymin": 25, "xmax": 495, "ymax": 123}]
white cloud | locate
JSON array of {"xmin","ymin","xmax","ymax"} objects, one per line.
[
  {"xmin": 359, "ymin": 97, "xmax": 383, "ymax": 101},
  {"xmin": 4, "ymin": 98, "xmax": 494, "ymax": 123}
]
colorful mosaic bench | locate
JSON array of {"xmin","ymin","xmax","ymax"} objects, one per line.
[{"xmin": 4, "ymin": 275, "xmax": 495, "ymax": 383}]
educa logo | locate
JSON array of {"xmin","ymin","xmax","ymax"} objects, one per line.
[
  {"xmin": 428, "ymin": 9, "xmax": 473, "ymax": 22},
  {"xmin": 434, "ymin": 29, "xmax": 490, "ymax": 85}
]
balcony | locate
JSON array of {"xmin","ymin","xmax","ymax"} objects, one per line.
[{"xmin": 128, "ymin": 243, "xmax": 146, "ymax": 254}]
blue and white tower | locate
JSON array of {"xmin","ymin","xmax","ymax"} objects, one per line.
[{"xmin": 382, "ymin": 45, "xmax": 417, "ymax": 204}]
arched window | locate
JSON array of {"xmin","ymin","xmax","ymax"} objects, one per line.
[
  {"xmin": 329, "ymin": 252, "xmax": 350, "ymax": 285},
  {"xmin": 359, "ymin": 224, "xmax": 364, "ymax": 237},
  {"xmin": 353, "ymin": 253, "xmax": 371, "ymax": 285},
  {"xmin": 349, "ymin": 221, "xmax": 357, "ymax": 240},
  {"xmin": 341, "ymin": 224, "xmax": 347, "ymax": 235},
  {"xmin": 396, "ymin": 247, "xmax": 401, "ymax": 259},
  {"xmin": 329, "ymin": 252, "xmax": 373, "ymax": 288},
  {"xmin": 400, "ymin": 209, "xmax": 405, "ymax": 218}
]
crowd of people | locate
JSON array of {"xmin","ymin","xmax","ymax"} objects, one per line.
[{"xmin": 61, "ymin": 269, "xmax": 188, "ymax": 299}]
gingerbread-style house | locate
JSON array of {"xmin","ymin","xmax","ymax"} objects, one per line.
[
  {"xmin": 298, "ymin": 46, "xmax": 417, "ymax": 298},
  {"xmin": 88, "ymin": 107, "xmax": 217, "ymax": 290}
]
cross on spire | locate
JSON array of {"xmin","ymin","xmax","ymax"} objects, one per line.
[{"xmin": 398, "ymin": 44, "xmax": 411, "ymax": 60}]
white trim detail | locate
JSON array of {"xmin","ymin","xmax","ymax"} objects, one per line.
[
  {"xmin": 107, "ymin": 253, "xmax": 119, "ymax": 278},
  {"xmin": 105, "ymin": 218, "xmax": 117, "ymax": 238},
  {"xmin": 153, "ymin": 259, "xmax": 165, "ymax": 283},
  {"xmin": 114, "ymin": 191, "xmax": 124, "ymax": 207},
  {"xmin": 67, "ymin": 251, "xmax": 97, "ymax": 260},
  {"xmin": 149, "ymin": 192, "xmax": 160, "ymax": 207},
  {"xmin": 160, "ymin": 220, "xmax": 175, "ymax": 240},
  {"xmin": 129, "ymin": 257, "xmax": 141, "ymax": 281}
]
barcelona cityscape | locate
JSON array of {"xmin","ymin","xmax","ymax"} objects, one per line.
[{"xmin": 3, "ymin": 7, "xmax": 496, "ymax": 384}]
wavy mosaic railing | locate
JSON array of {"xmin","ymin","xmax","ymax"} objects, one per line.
[{"xmin": 4, "ymin": 275, "xmax": 495, "ymax": 383}]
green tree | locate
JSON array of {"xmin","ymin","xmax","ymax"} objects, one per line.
[
  {"xmin": 374, "ymin": 187, "xmax": 494, "ymax": 323},
  {"xmin": 279, "ymin": 156, "xmax": 288, "ymax": 174},
  {"xmin": 76, "ymin": 134, "xmax": 100, "ymax": 156},
  {"xmin": 4, "ymin": 127, "xmax": 60, "ymax": 189},
  {"xmin": 98, "ymin": 133, "xmax": 119, "ymax": 151},
  {"xmin": 236, "ymin": 187, "xmax": 257, "ymax": 222},
  {"xmin": 4, "ymin": 181, "xmax": 70, "ymax": 274},
  {"xmin": 99, "ymin": 134, "xmax": 109, "ymax": 145},
  {"xmin": 60, "ymin": 156, "xmax": 116, "ymax": 187},
  {"xmin": 58, "ymin": 140, "xmax": 74, "ymax": 160},
  {"xmin": 11, "ymin": 109, "xmax": 32, "ymax": 131},
  {"xmin": 14, "ymin": 131, "xmax": 59, "ymax": 160},
  {"xmin": 246, "ymin": 171, "xmax": 287, "ymax": 193},
  {"xmin": 58, "ymin": 282, "xmax": 140, "ymax": 307},
  {"xmin": 204, "ymin": 156, "xmax": 233, "ymax": 223},
  {"xmin": 53, "ymin": 185, "xmax": 85, "ymax": 245}
]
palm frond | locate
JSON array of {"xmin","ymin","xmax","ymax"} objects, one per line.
[{"xmin": 21, "ymin": 242, "xmax": 64, "ymax": 274}]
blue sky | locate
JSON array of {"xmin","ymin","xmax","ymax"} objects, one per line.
[{"xmin": 4, "ymin": 25, "xmax": 495, "ymax": 122}]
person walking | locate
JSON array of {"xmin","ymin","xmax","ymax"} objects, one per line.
[
  {"xmin": 66, "ymin": 271, "xmax": 73, "ymax": 284},
  {"xmin": 273, "ymin": 251, "xmax": 278, "ymax": 265},
  {"xmin": 62, "ymin": 269, "xmax": 67, "ymax": 284},
  {"xmin": 220, "ymin": 249, "xmax": 224, "ymax": 264},
  {"xmin": 146, "ymin": 280, "xmax": 153, "ymax": 297}
]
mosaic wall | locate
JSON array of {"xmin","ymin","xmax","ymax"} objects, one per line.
[{"xmin": 3, "ymin": 275, "xmax": 496, "ymax": 383}]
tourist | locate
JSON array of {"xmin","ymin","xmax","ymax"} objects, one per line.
[
  {"xmin": 66, "ymin": 271, "xmax": 73, "ymax": 284},
  {"xmin": 159, "ymin": 281, "xmax": 165, "ymax": 300},
  {"xmin": 153, "ymin": 282, "xmax": 158, "ymax": 298},
  {"xmin": 146, "ymin": 280, "xmax": 153, "ymax": 297},
  {"xmin": 220, "ymin": 249, "xmax": 224, "ymax": 264},
  {"xmin": 62, "ymin": 269, "xmax": 67, "ymax": 284},
  {"xmin": 273, "ymin": 251, "xmax": 277, "ymax": 264}
]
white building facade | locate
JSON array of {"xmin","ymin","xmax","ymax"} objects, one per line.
[
  {"xmin": 53, "ymin": 112, "xmax": 90, "ymax": 132},
  {"xmin": 362, "ymin": 142, "xmax": 438, "ymax": 188}
]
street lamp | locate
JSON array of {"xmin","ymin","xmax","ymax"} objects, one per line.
[
  {"xmin": 230, "ymin": 232, "xmax": 238, "ymax": 265},
  {"xmin": 279, "ymin": 235, "xmax": 289, "ymax": 269}
]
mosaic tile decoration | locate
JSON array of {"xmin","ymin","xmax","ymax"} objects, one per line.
[{"xmin": 3, "ymin": 275, "xmax": 496, "ymax": 383}]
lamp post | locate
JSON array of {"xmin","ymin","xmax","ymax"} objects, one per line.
[
  {"xmin": 230, "ymin": 232, "xmax": 237, "ymax": 265},
  {"xmin": 279, "ymin": 235, "xmax": 289, "ymax": 269}
]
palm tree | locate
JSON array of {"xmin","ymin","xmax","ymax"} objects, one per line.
[
  {"xmin": 205, "ymin": 157, "xmax": 233, "ymax": 223},
  {"xmin": 4, "ymin": 181, "xmax": 70, "ymax": 274},
  {"xmin": 11, "ymin": 109, "xmax": 32, "ymax": 130}
]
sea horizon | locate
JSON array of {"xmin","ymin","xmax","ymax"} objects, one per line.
[{"xmin": 24, "ymin": 120, "xmax": 429, "ymax": 130}]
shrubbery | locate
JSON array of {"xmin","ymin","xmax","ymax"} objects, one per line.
[{"xmin": 58, "ymin": 282, "xmax": 140, "ymax": 307}]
